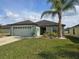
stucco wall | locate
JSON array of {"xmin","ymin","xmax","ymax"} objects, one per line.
[
  {"xmin": 46, "ymin": 26, "xmax": 64, "ymax": 34},
  {"xmin": 69, "ymin": 28, "xmax": 74, "ymax": 35},
  {"xmin": 67, "ymin": 26, "xmax": 79, "ymax": 37},
  {"xmin": 46, "ymin": 27, "xmax": 52, "ymax": 32},
  {"xmin": 74, "ymin": 26, "xmax": 79, "ymax": 37},
  {"xmin": 35, "ymin": 26, "xmax": 40, "ymax": 36},
  {"xmin": 0, "ymin": 28, "xmax": 10, "ymax": 36},
  {"xmin": 46, "ymin": 26, "xmax": 55, "ymax": 33}
]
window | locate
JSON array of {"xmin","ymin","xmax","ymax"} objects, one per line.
[
  {"xmin": 52, "ymin": 27, "xmax": 57, "ymax": 32},
  {"xmin": 53, "ymin": 30, "xmax": 57, "ymax": 32}
]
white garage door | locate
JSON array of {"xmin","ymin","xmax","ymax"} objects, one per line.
[{"xmin": 13, "ymin": 27, "xmax": 33, "ymax": 37}]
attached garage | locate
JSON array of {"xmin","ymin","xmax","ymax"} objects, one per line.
[
  {"xmin": 10, "ymin": 20, "xmax": 40, "ymax": 37},
  {"xmin": 13, "ymin": 26, "xmax": 33, "ymax": 36}
]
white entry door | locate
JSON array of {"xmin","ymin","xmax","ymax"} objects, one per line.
[{"xmin": 13, "ymin": 27, "xmax": 33, "ymax": 36}]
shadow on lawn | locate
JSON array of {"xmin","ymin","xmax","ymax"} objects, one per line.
[
  {"xmin": 65, "ymin": 35, "xmax": 79, "ymax": 43},
  {"xmin": 38, "ymin": 44, "xmax": 79, "ymax": 59}
]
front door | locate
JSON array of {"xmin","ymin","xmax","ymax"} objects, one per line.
[{"xmin": 40, "ymin": 27, "xmax": 46, "ymax": 35}]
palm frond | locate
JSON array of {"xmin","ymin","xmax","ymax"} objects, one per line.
[
  {"xmin": 73, "ymin": 0, "xmax": 79, "ymax": 5},
  {"xmin": 62, "ymin": 0, "xmax": 79, "ymax": 11},
  {"xmin": 41, "ymin": 10, "xmax": 57, "ymax": 19}
]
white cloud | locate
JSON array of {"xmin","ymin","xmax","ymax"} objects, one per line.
[
  {"xmin": 1, "ymin": 5, "xmax": 79, "ymax": 27},
  {"xmin": 19, "ymin": 10, "xmax": 41, "ymax": 21},
  {"xmin": 4, "ymin": 9, "xmax": 20, "ymax": 18},
  {"xmin": 3, "ymin": 9, "xmax": 42, "ymax": 22}
]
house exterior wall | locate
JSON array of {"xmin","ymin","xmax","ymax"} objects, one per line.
[
  {"xmin": 1, "ymin": 29, "xmax": 10, "ymax": 33},
  {"xmin": 66, "ymin": 26, "xmax": 79, "ymax": 37},
  {"xmin": 64, "ymin": 31, "xmax": 68, "ymax": 34},
  {"xmin": 11, "ymin": 26, "xmax": 13, "ymax": 36},
  {"xmin": 10, "ymin": 25, "xmax": 65, "ymax": 37},
  {"xmin": 46, "ymin": 27, "xmax": 52, "ymax": 33},
  {"xmin": 74, "ymin": 26, "xmax": 79, "ymax": 37},
  {"xmin": 69, "ymin": 28, "xmax": 74, "ymax": 35},
  {"xmin": 46, "ymin": 26, "xmax": 64, "ymax": 34},
  {"xmin": 0, "ymin": 28, "xmax": 10, "ymax": 36},
  {"xmin": 10, "ymin": 25, "xmax": 40, "ymax": 37},
  {"xmin": 35, "ymin": 26, "xmax": 40, "ymax": 36},
  {"xmin": 64, "ymin": 29, "xmax": 70, "ymax": 35}
]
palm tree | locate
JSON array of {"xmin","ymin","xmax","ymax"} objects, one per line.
[{"xmin": 41, "ymin": 0, "xmax": 79, "ymax": 38}]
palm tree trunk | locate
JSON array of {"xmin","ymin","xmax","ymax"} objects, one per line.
[{"xmin": 58, "ymin": 11, "xmax": 63, "ymax": 38}]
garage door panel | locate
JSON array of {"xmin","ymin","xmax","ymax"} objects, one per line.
[{"xmin": 13, "ymin": 27, "xmax": 33, "ymax": 36}]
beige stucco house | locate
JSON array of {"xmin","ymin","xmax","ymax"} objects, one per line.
[
  {"xmin": 2, "ymin": 20, "xmax": 65, "ymax": 37},
  {"xmin": 0, "ymin": 25, "xmax": 10, "ymax": 36},
  {"xmin": 65, "ymin": 24, "xmax": 79, "ymax": 37},
  {"xmin": 73, "ymin": 24, "xmax": 79, "ymax": 37}
]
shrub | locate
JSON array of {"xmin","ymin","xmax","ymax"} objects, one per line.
[
  {"xmin": 47, "ymin": 32, "xmax": 58, "ymax": 37},
  {"xmin": 42, "ymin": 32, "xmax": 58, "ymax": 39}
]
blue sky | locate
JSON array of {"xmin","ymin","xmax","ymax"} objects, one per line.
[{"xmin": 0, "ymin": 0, "xmax": 79, "ymax": 28}]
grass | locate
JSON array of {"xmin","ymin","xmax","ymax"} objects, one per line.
[{"xmin": 0, "ymin": 38, "xmax": 79, "ymax": 59}]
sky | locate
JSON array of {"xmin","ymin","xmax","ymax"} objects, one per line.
[{"xmin": 0, "ymin": 0, "xmax": 79, "ymax": 28}]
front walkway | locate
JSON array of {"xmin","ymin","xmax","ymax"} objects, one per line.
[{"xmin": 0, "ymin": 36, "xmax": 21, "ymax": 46}]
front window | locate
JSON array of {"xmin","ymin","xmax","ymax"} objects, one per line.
[{"xmin": 52, "ymin": 27, "xmax": 57, "ymax": 33}]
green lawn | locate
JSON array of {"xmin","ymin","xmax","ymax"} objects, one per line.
[{"xmin": 0, "ymin": 38, "xmax": 79, "ymax": 59}]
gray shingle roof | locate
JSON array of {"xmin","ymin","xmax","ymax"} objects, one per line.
[
  {"xmin": 2, "ymin": 20, "xmax": 65, "ymax": 28},
  {"xmin": 10, "ymin": 20, "xmax": 37, "ymax": 25},
  {"xmin": 36, "ymin": 20, "xmax": 65, "ymax": 27},
  {"xmin": 74, "ymin": 24, "xmax": 79, "ymax": 27},
  {"xmin": 1, "ymin": 24, "xmax": 10, "ymax": 29}
]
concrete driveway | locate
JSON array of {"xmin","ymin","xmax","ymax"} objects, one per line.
[{"xmin": 0, "ymin": 36, "xmax": 21, "ymax": 46}]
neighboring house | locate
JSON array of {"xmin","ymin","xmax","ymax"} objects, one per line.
[
  {"xmin": 3, "ymin": 20, "xmax": 65, "ymax": 37},
  {"xmin": 0, "ymin": 25, "xmax": 10, "ymax": 35},
  {"xmin": 64, "ymin": 28, "xmax": 70, "ymax": 35},
  {"xmin": 73, "ymin": 24, "xmax": 79, "ymax": 37},
  {"xmin": 65, "ymin": 27, "xmax": 75, "ymax": 36},
  {"xmin": 65, "ymin": 24, "xmax": 79, "ymax": 37}
]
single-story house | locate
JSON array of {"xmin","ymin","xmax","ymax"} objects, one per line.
[
  {"xmin": 73, "ymin": 24, "xmax": 79, "ymax": 37},
  {"xmin": 3, "ymin": 20, "xmax": 65, "ymax": 37},
  {"xmin": 0, "ymin": 25, "xmax": 10, "ymax": 36},
  {"xmin": 64, "ymin": 24, "xmax": 79, "ymax": 37},
  {"xmin": 64, "ymin": 28, "xmax": 70, "ymax": 35}
]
